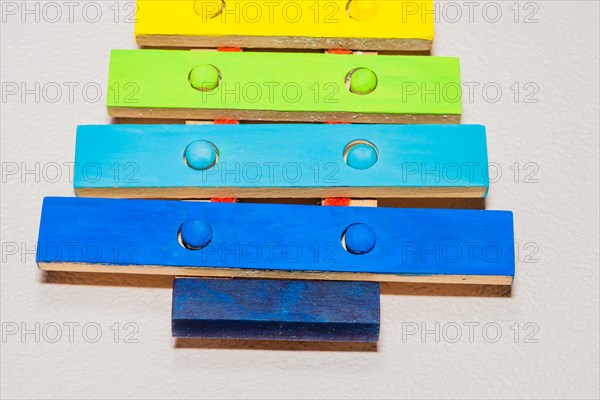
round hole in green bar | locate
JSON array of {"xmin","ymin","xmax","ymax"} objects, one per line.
[
  {"xmin": 345, "ymin": 67, "xmax": 378, "ymax": 95},
  {"xmin": 189, "ymin": 64, "xmax": 221, "ymax": 92}
]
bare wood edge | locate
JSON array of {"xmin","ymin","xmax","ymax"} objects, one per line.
[
  {"xmin": 38, "ymin": 262, "xmax": 513, "ymax": 286},
  {"xmin": 136, "ymin": 35, "xmax": 432, "ymax": 52},
  {"xmin": 348, "ymin": 199, "xmax": 378, "ymax": 207},
  {"xmin": 107, "ymin": 107, "xmax": 462, "ymax": 124},
  {"xmin": 185, "ymin": 120, "xmax": 216, "ymax": 125},
  {"xmin": 74, "ymin": 186, "xmax": 487, "ymax": 199}
]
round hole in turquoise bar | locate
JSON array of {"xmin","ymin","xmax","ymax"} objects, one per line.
[
  {"xmin": 179, "ymin": 219, "xmax": 213, "ymax": 250},
  {"xmin": 342, "ymin": 223, "xmax": 376, "ymax": 255},
  {"xmin": 189, "ymin": 64, "xmax": 221, "ymax": 91},
  {"xmin": 184, "ymin": 140, "xmax": 218, "ymax": 171},
  {"xmin": 344, "ymin": 140, "xmax": 378, "ymax": 170}
]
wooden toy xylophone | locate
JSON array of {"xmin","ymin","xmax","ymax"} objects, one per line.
[{"xmin": 36, "ymin": 1, "xmax": 515, "ymax": 344}]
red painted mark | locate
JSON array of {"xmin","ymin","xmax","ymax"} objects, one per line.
[
  {"xmin": 217, "ymin": 47, "xmax": 242, "ymax": 52},
  {"xmin": 211, "ymin": 198, "xmax": 237, "ymax": 203},
  {"xmin": 326, "ymin": 49, "xmax": 353, "ymax": 55},
  {"xmin": 322, "ymin": 198, "xmax": 351, "ymax": 207}
]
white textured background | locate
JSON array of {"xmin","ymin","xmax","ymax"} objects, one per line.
[{"xmin": 1, "ymin": 1, "xmax": 599, "ymax": 399}]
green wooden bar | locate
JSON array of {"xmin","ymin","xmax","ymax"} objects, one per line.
[{"xmin": 107, "ymin": 49, "xmax": 461, "ymax": 123}]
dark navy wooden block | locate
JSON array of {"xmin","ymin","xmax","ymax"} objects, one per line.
[{"xmin": 171, "ymin": 278, "xmax": 381, "ymax": 342}]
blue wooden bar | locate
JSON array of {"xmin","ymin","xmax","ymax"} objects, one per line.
[{"xmin": 36, "ymin": 197, "xmax": 514, "ymax": 284}]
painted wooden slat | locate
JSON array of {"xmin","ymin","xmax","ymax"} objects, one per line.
[
  {"xmin": 73, "ymin": 124, "xmax": 488, "ymax": 199},
  {"xmin": 107, "ymin": 50, "xmax": 461, "ymax": 123},
  {"xmin": 172, "ymin": 277, "xmax": 380, "ymax": 342},
  {"xmin": 135, "ymin": 0, "xmax": 433, "ymax": 52},
  {"xmin": 36, "ymin": 197, "xmax": 515, "ymax": 284}
]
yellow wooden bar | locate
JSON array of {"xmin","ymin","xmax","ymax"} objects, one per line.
[{"xmin": 135, "ymin": 0, "xmax": 434, "ymax": 51}]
